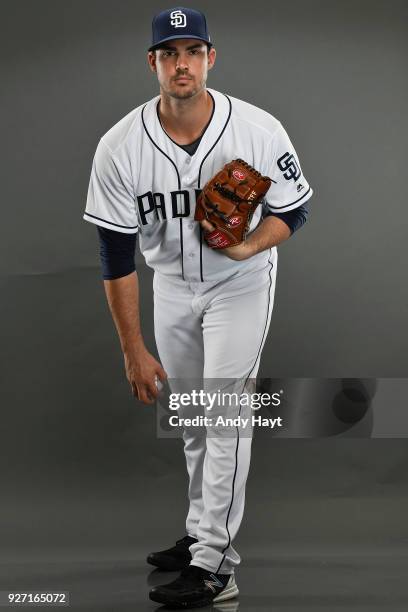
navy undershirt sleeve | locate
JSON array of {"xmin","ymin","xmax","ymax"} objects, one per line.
[
  {"xmin": 96, "ymin": 226, "xmax": 137, "ymax": 280},
  {"xmin": 264, "ymin": 200, "xmax": 310, "ymax": 235},
  {"xmin": 96, "ymin": 199, "xmax": 309, "ymax": 280}
]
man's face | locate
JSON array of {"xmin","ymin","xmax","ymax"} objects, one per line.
[{"xmin": 148, "ymin": 39, "xmax": 216, "ymax": 99}]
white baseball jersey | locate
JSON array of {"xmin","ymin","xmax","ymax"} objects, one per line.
[
  {"xmin": 84, "ymin": 87, "xmax": 313, "ymax": 281},
  {"xmin": 83, "ymin": 87, "xmax": 313, "ymax": 576}
]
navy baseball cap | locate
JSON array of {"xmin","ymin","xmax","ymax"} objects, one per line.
[{"xmin": 148, "ymin": 7, "xmax": 212, "ymax": 51}]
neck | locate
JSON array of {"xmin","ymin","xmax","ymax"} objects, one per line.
[{"xmin": 158, "ymin": 88, "xmax": 213, "ymax": 145}]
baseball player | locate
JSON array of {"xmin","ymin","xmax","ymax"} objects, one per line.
[{"xmin": 83, "ymin": 7, "xmax": 313, "ymax": 608}]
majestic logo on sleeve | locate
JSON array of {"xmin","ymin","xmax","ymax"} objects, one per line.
[
  {"xmin": 277, "ymin": 152, "xmax": 301, "ymax": 182},
  {"xmin": 170, "ymin": 9, "xmax": 187, "ymax": 28}
]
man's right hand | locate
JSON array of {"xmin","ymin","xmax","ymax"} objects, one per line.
[{"xmin": 124, "ymin": 346, "xmax": 167, "ymax": 405}]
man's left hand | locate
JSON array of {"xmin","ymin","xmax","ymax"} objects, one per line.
[{"xmin": 200, "ymin": 220, "xmax": 253, "ymax": 261}]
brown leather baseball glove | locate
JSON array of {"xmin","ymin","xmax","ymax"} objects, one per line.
[{"xmin": 194, "ymin": 159, "xmax": 272, "ymax": 249}]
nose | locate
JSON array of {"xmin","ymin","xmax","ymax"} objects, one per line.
[
  {"xmin": 176, "ymin": 55, "xmax": 189, "ymax": 72},
  {"xmin": 176, "ymin": 59, "xmax": 188, "ymax": 72}
]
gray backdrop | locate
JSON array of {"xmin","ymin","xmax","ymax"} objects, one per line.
[{"xmin": 1, "ymin": 1, "xmax": 408, "ymax": 610}]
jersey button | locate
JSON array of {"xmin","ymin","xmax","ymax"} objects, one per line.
[
  {"xmin": 188, "ymin": 253, "xmax": 195, "ymax": 258},
  {"xmin": 188, "ymin": 223, "xmax": 194, "ymax": 230}
]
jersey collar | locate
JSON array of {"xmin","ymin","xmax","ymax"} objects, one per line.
[{"xmin": 142, "ymin": 88, "xmax": 232, "ymax": 188}]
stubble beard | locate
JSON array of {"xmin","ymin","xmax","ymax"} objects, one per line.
[{"xmin": 164, "ymin": 74, "xmax": 207, "ymax": 100}]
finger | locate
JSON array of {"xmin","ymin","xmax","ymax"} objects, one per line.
[
  {"xmin": 131, "ymin": 381, "xmax": 152, "ymax": 404},
  {"xmin": 156, "ymin": 366, "xmax": 168, "ymax": 382},
  {"xmin": 201, "ymin": 221, "xmax": 214, "ymax": 232},
  {"xmin": 201, "ymin": 220, "xmax": 215, "ymax": 233},
  {"xmin": 137, "ymin": 384, "xmax": 155, "ymax": 405},
  {"xmin": 146, "ymin": 381, "xmax": 160, "ymax": 400}
]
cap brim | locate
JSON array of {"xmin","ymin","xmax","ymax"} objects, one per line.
[{"xmin": 148, "ymin": 35, "xmax": 212, "ymax": 52}]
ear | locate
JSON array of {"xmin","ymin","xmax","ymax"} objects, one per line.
[
  {"xmin": 207, "ymin": 47, "xmax": 216, "ymax": 71},
  {"xmin": 147, "ymin": 51, "xmax": 157, "ymax": 73}
]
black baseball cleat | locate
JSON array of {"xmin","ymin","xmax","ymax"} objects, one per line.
[
  {"xmin": 149, "ymin": 564, "xmax": 239, "ymax": 608},
  {"xmin": 147, "ymin": 535, "xmax": 198, "ymax": 571}
]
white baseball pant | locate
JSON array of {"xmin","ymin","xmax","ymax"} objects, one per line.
[{"xmin": 153, "ymin": 252, "xmax": 277, "ymax": 574}]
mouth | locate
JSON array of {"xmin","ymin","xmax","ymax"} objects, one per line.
[{"xmin": 174, "ymin": 76, "xmax": 192, "ymax": 82}]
